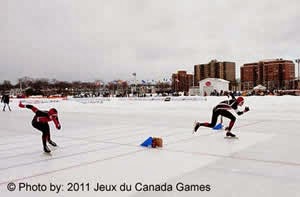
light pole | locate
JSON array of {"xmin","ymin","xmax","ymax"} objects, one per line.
[
  {"xmin": 132, "ymin": 73, "xmax": 137, "ymax": 96},
  {"xmin": 19, "ymin": 79, "xmax": 22, "ymax": 90},
  {"xmin": 296, "ymin": 59, "xmax": 300, "ymax": 89}
]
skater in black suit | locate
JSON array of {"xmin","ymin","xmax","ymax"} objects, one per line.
[
  {"xmin": 194, "ymin": 93, "xmax": 250, "ymax": 137},
  {"xmin": 19, "ymin": 101, "xmax": 61, "ymax": 153},
  {"xmin": 1, "ymin": 94, "xmax": 11, "ymax": 111}
]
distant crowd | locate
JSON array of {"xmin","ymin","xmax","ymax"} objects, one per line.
[{"xmin": 207, "ymin": 89, "xmax": 300, "ymax": 97}]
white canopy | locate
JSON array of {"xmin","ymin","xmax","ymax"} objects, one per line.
[
  {"xmin": 253, "ymin": 84, "xmax": 266, "ymax": 91},
  {"xmin": 199, "ymin": 78, "xmax": 229, "ymax": 96}
]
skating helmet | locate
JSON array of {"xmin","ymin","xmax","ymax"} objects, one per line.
[
  {"xmin": 236, "ymin": 97, "xmax": 244, "ymax": 105},
  {"xmin": 48, "ymin": 108, "xmax": 58, "ymax": 116}
]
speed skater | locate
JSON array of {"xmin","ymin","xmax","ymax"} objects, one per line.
[
  {"xmin": 194, "ymin": 94, "xmax": 250, "ymax": 137},
  {"xmin": 19, "ymin": 102, "xmax": 61, "ymax": 153}
]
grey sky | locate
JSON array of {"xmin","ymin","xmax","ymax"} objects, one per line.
[{"xmin": 1, "ymin": 0, "xmax": 300, "ymax": 83}]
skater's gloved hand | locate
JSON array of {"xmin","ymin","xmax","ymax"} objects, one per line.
[
  {"xmin": 244, "ymin": 106, "xmax": 250, "ymax": 112},
  {"xmin": 19, "ymin": 101, "xmax": 25, "ymax": 108},
  {"xmin": 237, "ymin": 111, "xmax": 243, "ymax": 115}
]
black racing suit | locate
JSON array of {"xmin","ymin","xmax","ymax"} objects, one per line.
[{"xmin": 200, "ymin": 97, "xmax": 244, "ymax": 131}]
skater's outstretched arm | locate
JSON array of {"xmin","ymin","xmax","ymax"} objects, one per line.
[
  {"xmin": 51, "ymin": 115, "xmax": 61, "ymax": 130},
  {"xmin": 19, "ymin": 102, "xmax": 38, "ymax": 113},
  {"xmin": 236, "ymin": 106, "xmax": 250, "ymax": 115}
]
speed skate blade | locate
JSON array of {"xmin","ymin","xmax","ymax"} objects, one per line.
[{"xmin": 224, "ymin": 136, "xmax": 239, "ymax": 139}]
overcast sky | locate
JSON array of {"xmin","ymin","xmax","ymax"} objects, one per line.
[{"xmin": 1, "ymin": 0, "xmax": 300, "ymax": 83}]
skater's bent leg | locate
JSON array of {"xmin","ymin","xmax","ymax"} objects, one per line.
[
  {"xmin": 42, "ymin": 132, "xmax": 49, "ymax": 147},
  {"xmin": 47, "ymin": 132, "xmax": 57, "ymax": 146},
  {"xmin": 200, "ymin": 110, "xmax": 219, "ymax": 128},
  {"xmin": 42, "ymin": 131, "xmax": 51, "ymax": 152},
  {"xmin": 228, "ymin": 119, "xmax": 236, "ymax": 131},
  {"xmin": 220, "ymin": 110, "xmax": 236, "ymax": 131},
  {"xmin": 33, "ymin": 121, "xmax": 51, "ymax": 152}
]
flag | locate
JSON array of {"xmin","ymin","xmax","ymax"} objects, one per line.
[{"xmin": 132, "ymin": 73, "xmax": 136, "ymax": 76}]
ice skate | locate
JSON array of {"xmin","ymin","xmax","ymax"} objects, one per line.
[
  {"xmin": 43, "ymin": 145, "xmax": 51, "ymax": 153},
  {"xmin": 48, "ymin": 140, "xmax": 57, "ymax": 147},
  {"xmin": 193, "ymin": 122, "xmax": 200, "ymax": 133},
  {"xmin": 224, "ymin": 127, "xmax": 238, "ymax": 139},
  {"xmin": 226, "ymin": 131, "xmax": 236, "ymax": 138}
]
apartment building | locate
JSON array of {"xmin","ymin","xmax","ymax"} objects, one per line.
[
  {"xmin": 171, "ymin": 70, "xmax": 193, "ymax": 94},
  {"xmin": 240, "ymin": 59, "xmax": 295, "ymax": 90},
  {"xmin": 194, "ymin": 60, "xmax": 236, "ymax": 89}
]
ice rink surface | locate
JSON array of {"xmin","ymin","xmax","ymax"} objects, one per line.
[{"xmin": 1, "ymin": 96, "xmax": 300, "ymax": 197}]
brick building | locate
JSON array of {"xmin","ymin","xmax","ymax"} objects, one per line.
[
  {"xmin": 171, "ymin": 70, "xmax": 193, "ymax": 94},
  {"xmin": 194, "ymin": 60, "xmax": 236, "ymax": 90},
  {"xmin": 240, "ymin": 59, "xmax": 295, "ymax": 90}
]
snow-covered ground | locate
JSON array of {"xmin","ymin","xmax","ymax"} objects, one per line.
[{"xmin": 1, "ymin": 96, "xmax": 300, "ymax": 197}]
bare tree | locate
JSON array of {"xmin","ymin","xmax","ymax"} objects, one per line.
[{"xmin": 0, "ymin": 80, "xmax": 13, "ymax": 91}]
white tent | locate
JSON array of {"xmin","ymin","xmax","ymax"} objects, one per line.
[
  {"xmin": 199, "ymin": 78, "xmax": 229, "ymax": 96},
  {"xmin": 253, "ymin": 84, "xmax": 266, "ymax": 91}
]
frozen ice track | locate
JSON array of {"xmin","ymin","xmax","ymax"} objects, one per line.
[{"xmin": 1, "ymin": 97, "xmax": 300, "ymax": 197}]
